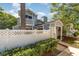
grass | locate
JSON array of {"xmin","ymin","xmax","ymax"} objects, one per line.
[
  {"xmin": 75, "ymin": 44, "xmax": 79, "ymax": 48},
  {"xmin": 72, "ymin": 41, "xmax": 79, "ymax": 48},
  {"xmin": 67, "ymin": 39, "xmax": 75, "ymax": 44},
  {"xmin": 1, "ymin": 38, "xmax": 58, "ymax": 56}
]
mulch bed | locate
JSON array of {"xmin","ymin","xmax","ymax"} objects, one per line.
[
  {"xmin": 62, "ymin": 36, "xmax": 77, "ymax": 42},
  {"xmin": 41, "ymin": 43, "xmax": 69, "ymax": 56},
  {"xmin": 62, "ymin": 36, "xmax": 79, "ymax": 48},
  {"xmin": 42, "ymin": 49, "xmax": 61, "ymax": 56}
]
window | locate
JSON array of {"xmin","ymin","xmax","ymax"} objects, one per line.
[
  {"xmin": 25, "ymin": 15, "xmax": 28, "ymax": 18},
  {"xmin": 25, "ymin": 15, "xmax": 32, "ymax": 19},
  {"xmin": 29, "ymin": 16, "xmax": 32, "ymax": 19}
]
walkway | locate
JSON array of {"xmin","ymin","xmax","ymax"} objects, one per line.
[
  {"xmin": 59, "ymin": 41, "xmax": 79, "ymax": 56},
  {"xmin": 68, "ymin": 46, "xmax": 79, "ymax": 56}
]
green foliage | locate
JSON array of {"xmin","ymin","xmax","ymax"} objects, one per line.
[
  {"xmin": 51, "ymin": 3, "xmax": 79, "ymax": 30},
  {"xmin": 1, "ymin": 38, "xmax": 58, "ymax": 56},
  {"xmin": 74, "ymin": 31, "xmax": 79, "ymax": 36},
  {"xmin": 0, "ymin": 7, "xmax": 17, "ymax": 29},
  {"xmin": 74, "ymin": 23, "xmax": 79, "ymax": 30},
  {"xmin": 0, "ymin": 7, "xmax": 4, "ymax": 11},
  {"xmin": 67, "ymin": 39, "xmax": 75, "ymax": 44}
]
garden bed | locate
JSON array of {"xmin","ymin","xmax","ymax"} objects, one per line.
[
  {"xmin": 42, "ymin": 43, "xmax": 68, "ymax": 56},
  {"xmin": 0, "ymin": 38, "xmax": 61, "ymax": 56},
  {"xmin": 42, "ymin": 49, "xmax": 61, "ymax": 56},
  {"xmin": 62, "ymin": 36, "xmax": 79, "ymax": 48},
  {"xmin": 62, "ymin": 36, "xmax": 76, "ymax": 44}
]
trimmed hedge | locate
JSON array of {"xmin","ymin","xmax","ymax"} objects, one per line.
[{"xmin": 1, "ymin": 38, "xmax": 58, "ymax": 56}]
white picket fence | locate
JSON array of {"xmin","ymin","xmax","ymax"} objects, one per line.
[{"xmin": 0, "ymin": 30, "xmax": 51, "ymax": 51}]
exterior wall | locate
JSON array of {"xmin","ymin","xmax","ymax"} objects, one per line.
[
  {"xmin": 24, "ymin": 10, "xmax": 37, "ymax": 27},
  {"xmin": 17, "ymin": 18, "xmax": 21, "ymax": 26},
  {"xmin": 44, "ymin": 23, "xmax": 49, "ymax": 30},
  {"xmin": 25, "ymin": 12, "xmax": 37, "ymax": 26},
  {"xmin": 50, "ymin": 23, "xmax": 57, "ymax": 39},
  {"xmin": 33, "ymin": 14, "xmax": 37, "ymax": 26},
  {"xmin": 0, "ymin": 30, "xmax": 51, "ymax": 51},
  {"xmin": 50, "ymin": 26, "xmax": 56, "ymax": 38},
  {"xmin": 13, "ymin": 9, "xmax": 37, "ymax": 29}
]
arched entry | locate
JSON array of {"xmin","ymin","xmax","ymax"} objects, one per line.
[
  {"xmin": 56, "ymin": 27, "xmax": 61, "ymax": 39},
  {"xmin": 49, "ymin": 20, "xmax": 63, "ymax": 40}
]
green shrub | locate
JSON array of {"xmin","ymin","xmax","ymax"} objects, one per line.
[
  {"xmin": 73, "ymin": 31, "xmax": 79, "ymax": 36},
  {"xmin": 1, "ymin": 38, "xmax": 58, "ymax": 56}
]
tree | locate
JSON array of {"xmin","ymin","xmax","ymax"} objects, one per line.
[
  {"xmin": 51, "ymin": 3, "xmax": 79, "ymax": 30},
  {"xmin": 0, "ymin": 7, "xmax": 17, "ymax": 29},
  {"xmin": 42, "ymin": 16, "xmax": 48, "ymax": 23},
  {"xmin": 0, "ymin": 7, "xmax": 3, "ymax": 11}
]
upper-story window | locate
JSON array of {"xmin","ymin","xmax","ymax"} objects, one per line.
[
  {"xmin": 29, "ymin": 16, "xmax": 32, "ymax": 19},
  {"xmin": 25, "ymin": 15, "xmax": 32, "ymax": 19}
]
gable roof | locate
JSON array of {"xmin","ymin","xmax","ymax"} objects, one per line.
[
  {"xmin": 18, "ymin": 8, "xmax": 37, "ymax": 16},
  {"xmin": 53, "ymin": 20, "xmax": 63, "ymax": 26},
  {"xmin": 45, "ymin": 19, "xmax": 63, "ymax": 26}
]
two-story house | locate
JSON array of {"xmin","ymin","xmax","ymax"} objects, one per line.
[{"xmin": 13, "ymin": 9, "xmax": 37, "ymax": 30}]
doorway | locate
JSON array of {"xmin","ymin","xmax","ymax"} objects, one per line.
[{"xmin": 56, "ymin": 27, "xmax": 61, "ymax": 40}]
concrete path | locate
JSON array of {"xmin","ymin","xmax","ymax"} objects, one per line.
[
  {"xmin": 59, "ymin": 41, "xmax": 79, "ymax": 56},
  {"xmin": 68, "ymin": 46, "xmax": 79, "ymax": 56}
]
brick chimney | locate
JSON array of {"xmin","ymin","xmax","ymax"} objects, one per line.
[{"xmin": 20, "ymin": 3, "xmax": 26, "ymax": 29}]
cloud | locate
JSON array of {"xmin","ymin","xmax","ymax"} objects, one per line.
[
  {"xmin": 36, "ymin": 11, "xmax": 55, "ymax": 21},
  {"xmin": 13, "ymin": 13, "xmax": 19, "ymax": 17},
  {"xmin": 7, "ymin": 3, "xmax": 33, "ymax": 18},
  {"xmin": 9, "ymin": 9, "xmax": 18, "ymax": 17},
  {"xmin": 47, "ymin": 12, "xmax": 58, "ymax": 21},
  {"xmin": 48, "ymin": 12, "xmax": 57, "ymax": 17},
  {"xmin": 7, "ymin": 3, "xmax": 20, "ymax": 18},
  {"xmin": 36, "ymin": 12, "xmax": 46, "ymax": 19},
  {"xmin": 5, "ymin": 10, "xmax": 19, "ymax": 18},
  {"xmin": 12, "ymin": 3, "xmax": 20, "ymax": 10},
  {"xmin": 9, "ymin": 9, "xmax": 14, "ymax": 13},
  {"xmin": 36, "ymin": 11, "xmax": 56, "ymax": 22}
]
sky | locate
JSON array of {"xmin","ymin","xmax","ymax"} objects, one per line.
[{"xmin": 0, "ymin": 3, "xmax": 53, "ymax": 20}]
